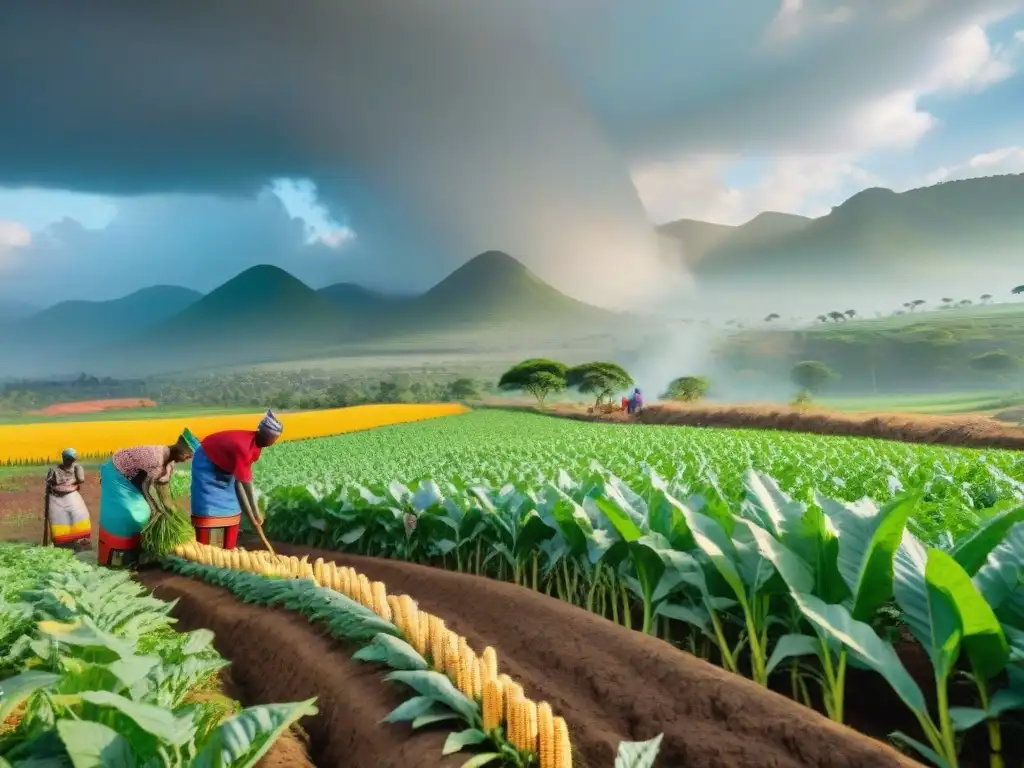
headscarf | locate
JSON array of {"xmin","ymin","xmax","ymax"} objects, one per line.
[
  {"xmin": 180, "ymin": 428, "xmax": 201, "ymax": 453},
  {"xmin": 61, "ymin": 448, "xmax": 77, "ymax": 462},
  {"xmin": 257, "ymin": 408, "xmax": 284, "ymax": 439}
]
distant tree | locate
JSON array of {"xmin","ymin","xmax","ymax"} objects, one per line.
[
  {"xmin": 816, "ymin": 314, "xmax": 827, "ymax": 323},
  {"xmin": 790, "ymin": 360, "xmax": 837, "ymax": 396},
  {"xmin": 269, "ymin": 389, "xmax": 294, "ymax": 410},
  {"xmin": 497, "ymin": 359, "xmax": 568, "ymax": 406},
  {"xmin": 827, "ymin": 311, "xmax": 846, "ymax": 322},
  {"xmin": 958, "ymin": 299, "xmax": 973, "ymax": 307},
  {"xmin": 1012, "ymin": 285, "xmax": 1024, "ymax": 296},
  {"xmin": 910, "ymin": 299, "xmax": 926, "ymax": 311},
  {"xmin": 969, "ymin": 350, "xmax": 1020, "ymax": 381},
  {"xmin": 764, "ymin": 313, "xmax": 780, "ymax": 322},
  {"xmin": 844, "ymin": 309, "xmax": 856, "ymax": 319},
  {"xmin": 445, "ymin": 377, "xmax": 479, "ymax": 401},
  {"xmin": 661, "ymin": 375, "xmax": 710, "ymax": 403},
  {"xmin": 980, "ymin": 294, "xmax": 993, "ymax": 304},
  {"xmin": 941, "ymin": 297, "xmax": 954, "ymax": 305},
  {"xmin": 566, "ymin": 361, "xmax": 634, "ymax": 406}
]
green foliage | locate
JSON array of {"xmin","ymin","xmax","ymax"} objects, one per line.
[
  {"xmin": 565, "ymin": 362, "xmax": 634, "ymax": 405},
  {"xmin": 0, "ymin": 547, "xmax": 315, "ymax": 766},
  {"xmin": 969, "ymin": 349, "xmax": 1020, "ymax": 377},
  {"xmin": 661, "ymin": 376, "xmax": 710, "ymax": 402},
  {"xmin": 497, "ymin": 359, "xmax": 568, "ymax": 405},
  {"xmin": 790, "ymin": 360, "xmax": 837, "ymax": 395}
]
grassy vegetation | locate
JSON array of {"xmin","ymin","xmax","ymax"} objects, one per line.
[{"xmin": 819, "ymin": 389, "xmax": 1024, "ymax": 415}]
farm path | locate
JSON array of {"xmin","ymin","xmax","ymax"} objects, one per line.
[
  {"xmin": 138, "ymin": 569, "xmax": 462, "ymax": 768},
  {"xmin": 267, "ymin": 542, "xmax": 920, "ymax": 768}
]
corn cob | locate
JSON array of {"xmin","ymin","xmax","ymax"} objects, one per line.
[
  {"xmin": 313, "ymin": 557, "xmax": 324, "ymax": 585},
  {"xmin": 537, "ymin": 702, "xmax": 555, "ymax": 768},
  {"xmin": 358, "ymin": 574, "xmax": 373, "ymax": 609},
  {"xmin": 482, "ymin": 678, "xmax": 503, "ymax": 732},
  {"xmin": 553, "ymin": 716, "xmax": 572, "ymax": 767},
  {"xmin": 481, "ymin": 646, "xmax": 498, "ymax": 683},
  {"xmin": 428, "ymin": 617, "xmax": 446, "ymax": 671},
  {"xmin": 372, "ymin": 582, "xmax": 391, "ymax": 622},
  {"xmin": 387, "ymin": 595, "xmax": 405, "ymax": 634},
  {"xmin": 522, "ymin": 698, "xmax": 538, "ymax": 754}
]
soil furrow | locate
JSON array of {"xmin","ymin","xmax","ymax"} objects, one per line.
[
  {"xmin": 266, "ymin": 542, "xmax": 919, "ymax": 768},
  {"xmin": 137, "ymin": 570, "xmax": 463, "ymax": 768}
]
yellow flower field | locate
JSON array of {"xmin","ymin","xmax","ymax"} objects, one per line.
[{"xmin": 0, "ymin": 403, "xmax": 469, "ymax": 465}]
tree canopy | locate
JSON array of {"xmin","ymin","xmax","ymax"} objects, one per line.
[
  {"xmin": 661, "ymin": 375, "xmax": 710, "ymax": 402},
  {"xmin": 969, "ymin": 349, "xmax": 1020, "ymax": 377},
  {"xmin": 497, "ymin": 358, "xmax": 568, "ymax": 405},
  {"xmin": 790, "ymin": 360, "xmax": 837, "ymax": 395},
  {"xmin": 565, "ymin": 361, "xmax": 634, "ymax": 405}
]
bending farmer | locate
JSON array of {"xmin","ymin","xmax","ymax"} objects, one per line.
[
  {"xmin": 43, "ymin": 448, "xmax": 92, "ymax": 550},
  {"xmin": 97, "ymin": 434, "xmax": 195, "ymax": 567},
  {"xmin": 190, "ymin": 409, "xmax": 283, "ymax": 550}
]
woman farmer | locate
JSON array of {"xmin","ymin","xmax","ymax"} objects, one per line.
[
  {"xmin": 190, "ymin": 409, "xmax": 283, "ymax": 550},
  {"xmin": 43, "ymin": 448, "xmax": 92, "ymax": 550},
  {"xmin": 97, "ymin": 433, "xmax": 195, "ymax": 567}
]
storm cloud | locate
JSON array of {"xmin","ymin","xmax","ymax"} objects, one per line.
[{"xmin": 1, "ymin": 0, "xmax": 1020, "ymax": 309}]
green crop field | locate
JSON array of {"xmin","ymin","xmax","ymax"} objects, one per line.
[{"xmin": 176, "ymin": 410, "xmax": 1024, "ymax": 544}]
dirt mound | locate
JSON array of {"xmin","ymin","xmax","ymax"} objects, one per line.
[
  {"xmin": 992, "ymin": 407, "xmax": 1024, "ymax": 424},
  {"xmin": 524, "ymin": 402, "xmax": 1024, "ymax": 450},
  {"xmin": 259, "ymin": 542, "xmax": 917, "ymax": 768},
  {"xmin": 32, "ymin": 398, "xmax": 157, "ymax": 415},
  {"xmin": 137, "ymin": 570, "xmax": 463, "ymax": 768}
]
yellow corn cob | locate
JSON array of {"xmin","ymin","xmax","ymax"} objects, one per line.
[
  {"xmin": 522, "ymin": 698, "xmax": 538, "ymax": 754},
  {"xmin": 399, "ymin": 595, "xmax": 418, "ymax": 636},
  {"xmin": 552, "ymin": 716, "xmax": 571, "ymax": 768},
  {"xmin": 481, "ymin": 647, "xmax": 498, "ymax": 683},
  {"xmin": 508, "ymin": 697, "xmax": 527, "ymax": 751},
  {"xmin": 499, "ymin": 674, "xmax": 523, "ymax": 722},
  {"xmin": 358, "ymin": 574, "xmax": 373, "ymax": 608},
  {"xmin": 299, "ymin": 554, "xmax": 310, "ymax": 568},
  {"xmin": 230, "ymin": 549, "xmax": 241, "ymax": 569},
  {"xmin": 417, "ymin": 612, "xmax": 430, "ymax": 657},
  {"xmin": 445, "ymin": 645, "xmax": 461, "ymax": 687},
  {"xmin": 537, "ymin": 702, "xmax": 555, "ymax": 768},
  {"xmin": 428, "ymin": 616, "xmax": 446, "ymax": 671},
  {"xmin": 303, "ymin": 563, "xmax": 315, "ymax": 580},
  {"xmin": 313, "ymin": 557, "xmax": 324, "ymax": 584},
  {"xmin": 387, "ymin": 595, "xmax": 404, "ymax": 632},
  {"xmin": 471, "ymin": 654, "xmax": 482, "ymax": 700},
  {"xmin": 482, "ymin": 678, "xmax": 503, "ymax": 732},
  {"xmin": 372, "ymin": 582, "xmax": 391, "ymax": 621}
]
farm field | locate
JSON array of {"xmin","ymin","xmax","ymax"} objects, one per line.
[{"xmin": 3, "ymin": 408, "xmax": 1023, "ymax": 767}]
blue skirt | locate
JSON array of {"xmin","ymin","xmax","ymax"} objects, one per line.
[{"xmin": 190, "ymin": 446, "xmax": 241, "ymax": 519}]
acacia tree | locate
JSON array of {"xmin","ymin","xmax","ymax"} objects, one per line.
[
  {"xmin": 497, "ymin": 359, "xmax": 568, "ymax": 406},
  {"xmin": 566, "ymin": 361, "xmax": 634, "ymax": 406},
  {"xmin": 1012, "ymin": 285, "xmax": 1024, "ymax": 296},
  {"xmin": 790, "ymin": 360, "xmax": 837, "ymax": 399},
  {"xmin": 662, "ymin": 375, "xmax": 710, "ymax": 402}
]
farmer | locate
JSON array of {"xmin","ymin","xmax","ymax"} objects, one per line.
[
  {"xmin": 43, "ymin": 448, "xmax": 92, "ymax": 550},
  {"xmin": 190, "ymin": 409, "xmax": 282, "ymax": 550},
  {"xmin": 97, "ymin": 432, "xmax": 196, "ymax": 567},
  {"xmin": 633, "ymin": 388, "xmax": 644, "ymax": 413},
  {"xmin": 621, "ymin": 395, "xmax": 629, "ymax": 412}
]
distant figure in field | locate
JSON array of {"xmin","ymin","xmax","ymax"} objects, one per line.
[
  {"xmin": 190, "ymin": 409, "xmax": 283, "ymax": 550},
  {"xmin": 627, "ymin": 388, "xmax": 644, "ymax": 415},
  {"xmin": 97, "ymin": 434, "xmax": 195, "ymax": 566},
  {"xmin": 621, "ymin": 395, "xmax": 629, "ymax": 412},
  {"xmin": 43, "ymin": 448, "xmax": 91, "ymax": 550}
]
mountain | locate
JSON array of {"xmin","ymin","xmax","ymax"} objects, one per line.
[
  {"xmin": 657, "ymin": 211, "xmax": 811, "ymax": 268},
  {"xmin": 15, "ymin": 285, "xmax": 202, "ymax": 343},
  {"xmin": 318, "ymin": 282, "xmax": 401, "ymax": 312},
  {"xmin": 686, "ymin": 174, "xmax": 1024, "ymax": 281},
  {"xmin": 391, "ymin": 250, "xmax": 617, "ymax": 332}
]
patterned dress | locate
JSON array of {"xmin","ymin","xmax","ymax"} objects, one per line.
[
  {"xmin": 45, "ymin": 463, "xmax": 91, "ymax": 547},
  {"xmin": 112, "ymin": 445, "xmax": 174, "ymax": 485}
]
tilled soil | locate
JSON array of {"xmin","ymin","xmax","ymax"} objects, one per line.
[
  {"xmin": 239, "ymin": 542, "xmax": 919, "ymax": 768},
  {"xmin": 137, "ymin": 570, "xmax": 464, "ymax": 768}
]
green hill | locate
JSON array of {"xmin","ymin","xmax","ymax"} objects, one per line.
[
  {"xmin": 318, "ymin": 282, "xmax": 402, "ymax": 313},
  {"xmin": 686, "ymin": 174, "xmax": 1024, "ymax": 280},
  {"xmin": 658, "ymin": 212, "xmax": 810, "ymax": 268},
  {"xmin": 394, "ymin": 250, "xmax": 617, "ymax": 331},
  {"xmin": 15, "ymin": 285, "xmax": 201, "ymax": 344}
]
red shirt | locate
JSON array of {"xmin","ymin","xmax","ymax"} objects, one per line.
[{"xmin": 201, "ymin": 430, "xmax": 262, "ymax": 483}]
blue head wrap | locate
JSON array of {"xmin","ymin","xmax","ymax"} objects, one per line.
[{"xmin": 61, "ymin": 448, "xmax": 77, "ymax": 461}]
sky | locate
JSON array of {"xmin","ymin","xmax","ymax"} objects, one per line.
[{"xmin": 1, "ymin": 0, "xmax": 1023, "ymax": 310}]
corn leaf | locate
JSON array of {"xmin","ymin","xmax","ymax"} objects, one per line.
[
  {"xmin": 443, "ymin": 728, "xmax": 487, "ymax": 755},
  {"xmin": 382, "ymin": 695, "xmax": 441, "ymax": 724},
  {"xmin": 384, "ymin": 670, "xmax": 478, "ymax": 723},
  {"xmin": 459, "ymin": 754, "xmax": 503, "ymax": 768},
  {"xmin": 949, "ymin": 507, "xmax": 1024, "ymax": 575},
  {"xmin": 765, "ymin": 633, "xmax": 819, "ymax": 677},
  {"xmin": 791, "ymin": 592, "xmax": 927, "ymax": 714},
  {"xmin": 191, "ymin": 698, "xmax": 318, "ymax": 768},
  {"xmin": 55, "ymin": 720, "xmax": 136, "ymax": 768},
  {"xmin": 352, "ymin": 633, "xmax": 428, "ymax": 671},
  {"xmin": 614, "ymin": 733, "xmax": 664, "ymax": 768}
]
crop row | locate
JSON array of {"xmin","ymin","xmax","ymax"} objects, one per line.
[
  {"xmin": 0, "ymin": 403, "xmax": 466, "ymax": 464},
  {"xmin": 164, "ymin": 540, "xmax": 662, "ymax": 767},
  {"xmin": 0, "ymin": 543, "xmax": 314, "ymax": 766},
  {"xmin": 263, "ymin": 463, "xmax": 1024, "ymax": 768},
  {"xmin": 233, "ymin": 411, "xmax": 1024, "ymax": 543}
]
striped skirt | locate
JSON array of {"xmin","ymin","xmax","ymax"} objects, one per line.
[{"xmin": 47, "ymin": 491, "xmax": 91, "ymax": 546}]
